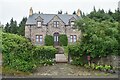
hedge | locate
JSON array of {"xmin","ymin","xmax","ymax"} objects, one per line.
[
  {"xmin": 45, "ymin": 35, "xmax": 54, "ymax": 46},
  {"xmin": 68, "ymin": 44, "xmax": 87, "ymax": 65},
  {"xmin": 2, "ymin": 33, "xmax": 57, "ymax": 72},
  {"xmin": 59, "ymin": 34, "xmax": 68, "ymax": 46},
  {"xmin": 2, "ymin": 33, "xmax": 35, "ymax": 72},
  {"xmin": 33, "ymin": 46, "xmax": 57, "ymax": 60}
]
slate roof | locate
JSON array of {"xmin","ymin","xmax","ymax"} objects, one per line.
[{"xmin": 26, "ymin": 13, "xmax": 81, "ymax": 25}]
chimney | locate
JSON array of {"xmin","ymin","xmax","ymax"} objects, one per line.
[
  {"xmin": 29, "ymin": 7, "xmax": 33, "ymax": 16},
  {"xmin": 77, "ymin": 9, "xmax": 81, "ymax": 16}
]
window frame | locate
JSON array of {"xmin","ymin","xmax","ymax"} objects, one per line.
[
  {"xmin": 70, "ymin": 35, "xmax": 77, "ymax": 42},
  {"xmin": 53, "ymin": 21, "xmax": 59, "ymax": 27},
  {"xmin": 70, "ymin": 21, "xmax": 75, "ymax": 27},
  {"xmin": 36, "ymin": 35, "xmax": 43, "ymax": 44},
  {"xmin": 37, "ymin": 21, "xmax": 42, "ymax": 27}
]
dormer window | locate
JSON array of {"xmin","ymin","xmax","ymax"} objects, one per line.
[
  {"xmin": 53, "ymin": 21, "xmax": 59, "ymax": 27},
  {"xmin": 37, "ymin": 21, "xmax": 42, "ymax": 27},
  {"xmin": 70, "ymin": 21, "xmax": 74, "ymax": 27}
]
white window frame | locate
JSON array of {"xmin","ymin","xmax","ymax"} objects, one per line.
[
  {"xmin": 53, "ymin": 21, "xmax": 59, "ymax": 27},
  {"xmin": 70, "ymin": 21, "xmax": 74, "ymax": 27},
  {"xmin": 70, "ymin": 35, "xmax": 77, "ymax": 42},
  {"xmin": 37, "ymin": 21, "xmax": 42, "ymax": 27}
]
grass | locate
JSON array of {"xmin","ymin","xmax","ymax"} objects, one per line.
[
  {"xmin": 63, "ymin": 46, "xmax": 68, "ymax": 58},
  {"xmin": 2, "ymin": 66, "xmax": 31, "ymax": 76}
]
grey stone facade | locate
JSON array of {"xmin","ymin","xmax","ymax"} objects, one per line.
[{"xmin": 25, "ymin": 8, "xmax": 81, "ymax": 46}]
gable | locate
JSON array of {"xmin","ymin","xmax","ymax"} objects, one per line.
[
  {"xmin": 47, "ymin": 15, "xmax": 65, "ymax": 25},
  {"xmin": 35, "ymin": 16, "xmax": 43, "ymax": 21}
]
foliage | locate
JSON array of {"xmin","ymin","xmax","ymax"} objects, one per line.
[
  {"xmin": 83, "ymin": 63, "xmax": 112, "ymax": 71},
  {"xmin": 68, "ymin": 44, "xmax": 87, "ymax": 65},
  {"xmin": 33, "ymin": 46, "xmax": 57, "ymax": 61},
  {"xmin": 2, "ymin": 33, "xmax": 35, "ymax": 72},
  {"xmin": 76, "ymin": 17, "xmax": 119, "ymax": 58},
  {"xmin": 4, "ymin": 17, "xmax": 27, "ymax": 36},
  {"xmin": 87, "ymin": 7, "xmax": 120, "ymax": 22},
  {"xmin": 2, "ymin": 33, "xmax": 57, "ymax": 72},
  {"xmin": 45, "ymin": 35, "xmax": 54, "ymax": 46},
  {"xmin": 18, "ymin": 17, "xmax": 27, "ymax": 36},
  {"xmin": 59, "ymin": 34, "xmax": 68, "ymax": 46}
]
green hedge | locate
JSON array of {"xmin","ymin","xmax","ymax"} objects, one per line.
[
  {"xmin": 2, "ymin": 33, "xmax": 57, "ymax": 72},
  {"xmin": 33, "ymin": 46, "xmax": 57, "ymax": 60},
  {"xmin": 45, "ymin": 35, "xmax": 54, "ymax": 46},
  {"xmin": 68, "ymin": 45, "xmax": 87, "ymax": 65},
  {"xmin": 59, "ymin": 34, "xmax": 68, "ymax": 46},
  {"xmin": 2, "ymin": 33, "xmax": 35, "ymax": 72}
]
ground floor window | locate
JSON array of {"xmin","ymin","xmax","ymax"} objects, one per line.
[
  {"xmin": 70, "ymin": 35, "xmax": 77, "ymax": 42},
  {"xmin": 36, "ymin": 35, "xmax": 43, "ymax": 44}
]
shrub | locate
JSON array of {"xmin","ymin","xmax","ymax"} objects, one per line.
[
  {"xmin": 59, "ymin": 34, "xmax": 68, "ymax": 46},
  {"xmin": 2, "ymin": 33, "xmax": 36, "ymax": 72},
  {"xmin": 2, "ymin": 33, "xmax": 57, "ymax": 72},
  {"xmin": 68, "ymin": 44, "xmax": 88, "ymax": 65},
  {"xmin": 45, "ymin": 35, "xmax": 54, "ymax": 46},
  {"xmin": 33, "ymin": 46, "xmax": 57, "ymax": 61}
]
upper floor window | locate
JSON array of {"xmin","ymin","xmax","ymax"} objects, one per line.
[
  {"xmin": 70, "ymin": 21, "xmax": 74, "ymax": 27},
  {"xmin": 37, "ymin": 21, "xmax": 42, "ymax": 27},
  {"xmin": 53, "ymin": 21, "xmax": 59, "ymax": 27},
  {"xmin": 70, "ymin": 35, "xmax": 77, "ymax": 42}
]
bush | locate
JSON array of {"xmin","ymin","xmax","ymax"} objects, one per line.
[
  {"xmin": 59, "ymin": 34, "xmax": 68, "ymax": 46},
  {"xmin": 68, "ymin": 44, "xmax": 87, "ymax": 65},
  {"xmin": 2, "ymin": 33, "xmax": 36, "ymax": 72},
  {"xmin": 33, "ymin": 46, "xmax": 57, "ymax": 61},
  {"xmin": 45, "ymin": 35, "xmax": 54, "ymax": 46},
  {"xmin": 2, "ymin": 33, "xmax": 57, "ymax": 72}
]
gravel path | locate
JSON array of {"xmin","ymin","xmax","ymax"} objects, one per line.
[{"xmin": 31, "ymin": 63, "xmax": 118, "ymax": 78}]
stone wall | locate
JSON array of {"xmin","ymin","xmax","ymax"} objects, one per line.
[
  {"xmin": 91, "ymin": 55, "xmax": 120, "ymax": 68},
  {"xmin": 25, "ymin": 15, "xmax": 81, "ymax": 45}
]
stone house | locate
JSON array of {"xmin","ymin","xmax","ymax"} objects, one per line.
[{"xmin": 25, "ymin": 7, "xmax": 81, "ymax": 46}]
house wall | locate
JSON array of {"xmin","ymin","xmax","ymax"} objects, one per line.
[
  {"xmin": 47, "ymin": 15, "xmax": 66, "ymax": 35},
  {"xmin": 25, "ymin": 16, "xmax": 81, "ymax": 45},
  {"xmin": 25, "ymin": 25, "xmax": 46, "ymax": 45}
]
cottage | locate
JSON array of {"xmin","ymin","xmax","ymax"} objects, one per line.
[{"xmin": 25, "ymin": 7, "xmax": 81, "ymax": 46}]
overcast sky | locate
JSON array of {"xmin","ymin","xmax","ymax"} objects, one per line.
[{"xmin": 0, "ymin": 0, "xmax": 120, "ymax": 25}]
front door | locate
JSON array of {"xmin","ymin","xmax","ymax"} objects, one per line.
[{"xmin": 54, "ymin": 32, "xmax": 59, "ymax": 46}]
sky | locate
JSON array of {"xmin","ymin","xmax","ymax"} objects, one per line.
[{"xmin": 0, "ymin": 0, "xmax": 120, "ymax": 25}]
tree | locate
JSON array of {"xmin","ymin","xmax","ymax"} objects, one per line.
[
  {"xmin": 76, "ymin": 17, "xmax": 119, "ymax": 58},
  {"xmin": 9, "ymin": 18, "xmax": 18, "ymax": 34},
  {"xmin": 4, "ymin": 23, "xmax": 10, "ymax": 33},
  {"xmin": 18, "ymin": 17, "xmax": 27, "ymax": 36}
]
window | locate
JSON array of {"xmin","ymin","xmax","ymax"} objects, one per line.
[
  {"xmin": 39, "ymin": 35, "xmax": 43, "ymax": 44},
  {"xmin": 36, "ymin": 35, "xmax": 43, "ymax": 44},
  {"xmin": 36, "ymin": 35, "xmax": 39, "ymax": 42},
  {"xmin": 70, "ymin": 35, "xmax": 77, "ymax": 42},
  {"xmin": 70, "ymin": 21, "xmax": 74, "ymax": 27},
  {"xmin": 37, "ymin": 21, "xmax": 42, "ymax": 27},
  {"xmin": 53, "ymin": 21, "xmax": 59, "ymax": 27}
]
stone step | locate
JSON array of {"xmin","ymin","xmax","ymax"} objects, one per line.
[
  {"xmin": 55, "ymin": 54, "xmax": 68, "ymax": 63},
  {"xmin": 55, "ymin": 46, "xmax": 64, "ymax": 54}
]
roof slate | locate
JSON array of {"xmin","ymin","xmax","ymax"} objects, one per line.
[{"xmin": 26, "ymin": 13, "xmax": 81, "ymax": 25}]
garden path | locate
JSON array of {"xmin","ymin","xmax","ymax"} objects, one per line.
[{"xmin": 32, "ymin": 63, "xmax": 118, "ymax": 78}]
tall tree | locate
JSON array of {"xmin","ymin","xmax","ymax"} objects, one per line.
[
  {"xmin": 4, "ymin": 22, "xmax": 10, "ymax": 33},
  {"xmin": 9, "ymin": 18, "xmax": 18, "ymax": 34},
  {"xmin": 18, "ymin": 17, "xmax": 27, "ymax": 36}
]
